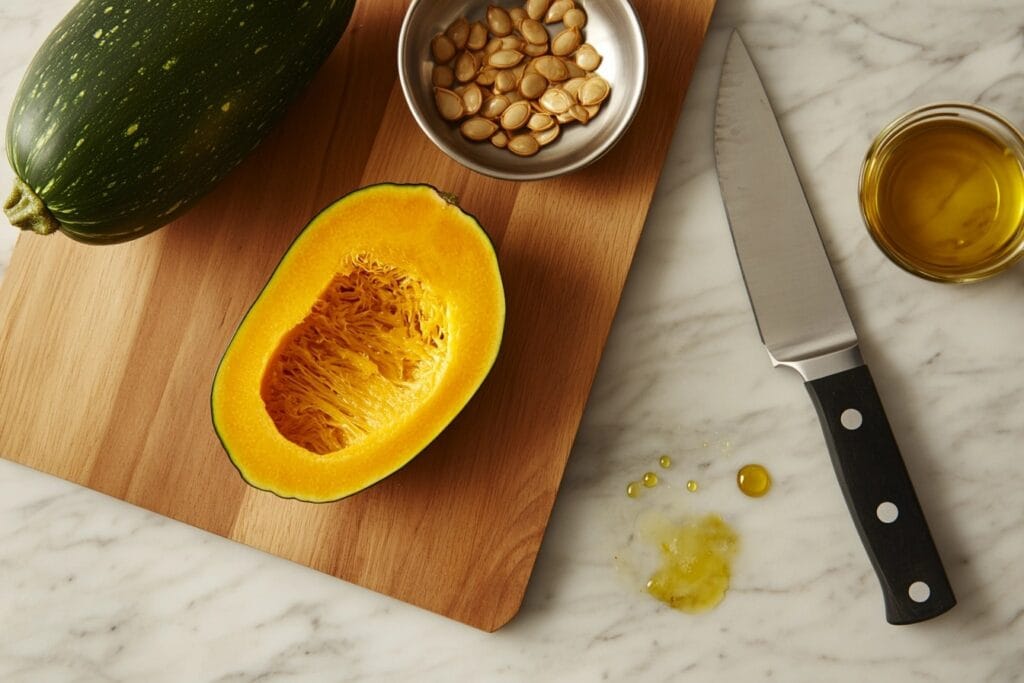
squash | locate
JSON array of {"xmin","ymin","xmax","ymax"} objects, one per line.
[
  {"xmin": 3, "ymin": 0, "xmax": 355, "ymax": 244},
  {"xmin": 211, "ymin": 184, "xmax": 505, "ymax": 502}
]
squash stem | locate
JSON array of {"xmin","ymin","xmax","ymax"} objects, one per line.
[{"xmin": 4, "ymin": 178, "xmax": 60, "ymax": 236}]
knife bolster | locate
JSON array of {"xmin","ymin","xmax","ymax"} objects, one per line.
[{"xmin": 771, "ymin": 343, "xmax": 862, "ymax": 381}]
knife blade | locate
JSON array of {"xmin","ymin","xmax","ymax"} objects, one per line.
[{"xmin": 714, "ymin": 31, "xmax": 955, "ymax": 624}]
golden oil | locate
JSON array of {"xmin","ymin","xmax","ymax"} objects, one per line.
[
  {"xmin": 737, "ymin": 463, "xmax": 771, "ymax": 497},
  {"xmin": 645, "ymin": 514, "xmax": 739, "ymax": 613},
  {"xmin": 860, "ymin": 104, "xmax": 1024, "ymax": 282}
]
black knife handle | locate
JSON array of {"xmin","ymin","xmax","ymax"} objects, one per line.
[{"xmin": 805, "ymin": 365, "xmax": 955, "ymax": 624}]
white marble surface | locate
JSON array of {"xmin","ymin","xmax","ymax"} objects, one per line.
[{"xmin": 2, "ymin": 1, "xmax": 1024, "ymax": 681}]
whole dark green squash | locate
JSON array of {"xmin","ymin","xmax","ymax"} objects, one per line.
[{"xmin": 4, "ymin": 0, "xmax": 356, "ymax": 244}]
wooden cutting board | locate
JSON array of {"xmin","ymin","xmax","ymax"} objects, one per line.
[{"xmin": 0, "ymin": 0, "xmax": 715, "ymax": 631}]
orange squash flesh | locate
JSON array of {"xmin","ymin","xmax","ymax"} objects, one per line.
[{"xmin": 211, "ymin": 183, "xmax": 505, "ymax": 502}]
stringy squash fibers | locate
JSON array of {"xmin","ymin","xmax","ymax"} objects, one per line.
[{"xmin": 211, "ymin": 184, "xmax": 505, "ymax": 502}]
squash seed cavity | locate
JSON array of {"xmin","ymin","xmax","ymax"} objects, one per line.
[{"xmin": 261, "ymin": 255, "xmax": 449, "ymax": 455}]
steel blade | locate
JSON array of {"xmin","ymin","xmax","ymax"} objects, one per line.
[{"xmin": 714, "ymin": 33, "xmax": 859, "ymax": 378}]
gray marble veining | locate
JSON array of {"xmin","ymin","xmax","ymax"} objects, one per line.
[{"xmin": 2, "ymin": 1, "xmax": 1023, "ymax": 681}]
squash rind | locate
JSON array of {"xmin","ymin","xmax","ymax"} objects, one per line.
[{"xmin": 5, "ymin": 0, "xmax": 355, "ymax": 243}]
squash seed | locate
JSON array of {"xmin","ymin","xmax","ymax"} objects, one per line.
[
  {"xmin": 509, "ymin": 7, "xmax": 528, "ymax": 30},
  {"xmin": 467, "ymin": 21, "xmax": 488, "ymax": 50},
  {"xmin": 563, "ymin": 7, "xmax": 587, "ymax": 28},
  {"xmin": 569, "ymin": 103, "xmax": 590, "ymax": 124},
  {"xmin": 533, "ymin": 55, "xmax": 568, "ymax": 82},
  {"xmin": 425, "ymin": 0, "xmax": 610, "ymax": 159},
  {"xmin": 533, "ymin": 123, "xmax": 560, "ymax": 146},
  {"xmin": 528, "ymin": 112, "xmax": 555, "ymax": 131},
  {"xmin": 481, "ymin": 94, "xmax": 510, "ymax": 119},
  {"xmin": 526, "ymin": 0, "xmax": 550, "ymax": 21},
  {"xmin": 434, "ymin": 87, "xmax": 464, "ymax": 121},
  {"xmin": 432, "ymin": 64, "xmax": 455, "ymax": 88},
  {"xmin": 455, "ymin": 52, "xmax": 478, "ymax": 83},
  {"xmin": 575, "ymin": 44, "xmax": 602, "ymax": 72},
  {"xmin": 446, "ymin": 17, "xmax": 470, "ymax": 50},
  {"xmin": 508, "ymin": 133, "xmax": 540, "ymax": 156},
  {"xmin": 486, "ymin": 5, "xmax": 513, "ymax": 37},
  {"xmin": 577, "ymin": 76, "xmax": 610, "ymax": 106},
  {"xmin": 519, "ymin": 72, "xmax": 548, "ymax": 100},
  {"xmin": 500, "ymin": 36, "xmax": 525, "ymax": 51},
  {"xmin": 460, "ymin": 116, "xmax": 499, "ymax": 141},
  {"xmin": 476, "ymin": 67, "xmax": 498, "ymax": 86},
  {"xmin": 524, "ymin": 42, "xmax": 549, "ymax": 57},
  {"xmin": 564, "ymin": 58, "xmax": 586, "ymax": 79},
  {"xmin": 488, "ymin": 49, "xmax": 524, "ymax": 69},
  {"xmin": 544, "ymin": 0, "xmax": 574, "ymax": 24},
  {"xmin": 484, "ymin": 37, "xmax": 503, "ymax": 55},
  {"xmin": 500, "ymin": 100, "xmax": 532, "ymax": 130},
  {"xmin": 494, "ymin": 69, "xmax": 518, "ymax": 94},
  {"xmin": 462, "ymin": 82, "xmax": 484, "ymax": 115},
  {"xmin": 562, "ymin": 76, "xmax": 586, "ymax": 99},
  {"xmin": 551, "ymin": 27, "xmax": 581, "ymax": 57},
  {"xmin": 539, "ymin": 87, "xmax": 572, "ymax": 114},
  {"xmin": 520, "ymin": 18, "xmax": 548, "ymax": 45},
  {"xmin": 431, "ymin": 34, "xmax": 457, "ymax": 63}
]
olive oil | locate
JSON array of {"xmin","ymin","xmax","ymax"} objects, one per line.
[
  {"xmin": 861, "ymin": 107, "xmax": 1024, "ymax": 281},
  {"xmin": 737, "ymin": 463, "xmax": 771, "ymax": 497},
  {"xmin": 645, "ymin": 514, "xmax": 739, "ymax": 613}
]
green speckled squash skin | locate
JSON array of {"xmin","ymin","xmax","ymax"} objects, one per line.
[{"xmin": 5, "ymin": 0, "xmax": 355, "ymax": 244}]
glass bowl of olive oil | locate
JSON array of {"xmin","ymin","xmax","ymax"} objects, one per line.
[{"xmin": 859, "ymin": 103, "xmax": 1024, "ymax": 283}]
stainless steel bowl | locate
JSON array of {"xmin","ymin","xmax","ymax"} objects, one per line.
[{"xmin": 398, "ymin": 0, "xmax": 647, "ymax": 181}]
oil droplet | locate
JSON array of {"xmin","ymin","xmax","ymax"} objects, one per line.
[
  {"xmin": 646, "ymin": 514, "xmax": 738, "ymax": 613},
  {"xmin": 737, "ymin": 464, "xmax": 771, "ymax": 497},
  {"xmin": 626, "ymin": 481, "xmax": 640, "ymax": 498},
  {"xmin": 658, "ymin": 455, "xmax": 672, "ymax": 469},
  {"xmin": 642, "ymin": 472, "xmax": 659, "ymax": 488},
  {"xmin": 686, "ymin": 479, "xmax": 699, "ymax": 492}
]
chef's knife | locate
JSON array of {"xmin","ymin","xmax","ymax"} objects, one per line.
[{"xmin": 713, "ymin": 32, "xmax": 955, "ymax": 624}]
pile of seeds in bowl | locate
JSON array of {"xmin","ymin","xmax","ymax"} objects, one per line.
[{"xmin": 430, "ymin": 1, "xmax": 611, "ymax": 157}]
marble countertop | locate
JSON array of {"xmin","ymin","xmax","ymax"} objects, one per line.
[{"xmin": 3, "ymin": 1, "xmax": 1024, "ymax": 681}]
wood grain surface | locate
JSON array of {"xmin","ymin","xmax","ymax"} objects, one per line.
[{"xmin": 0, "ymin": 0, "xmax": 715, "ymax": 631}]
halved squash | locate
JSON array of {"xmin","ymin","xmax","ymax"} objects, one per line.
[{"xmin": 211, "ymin": 183, "xmax": 505, "ymax": 502}]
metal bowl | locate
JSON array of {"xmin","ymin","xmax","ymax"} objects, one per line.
[{"xmin": 398, "ymin": 0, "xmax": 647, "ymax": 181}]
